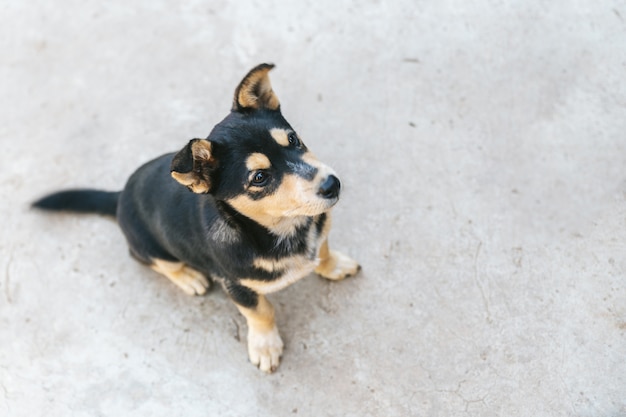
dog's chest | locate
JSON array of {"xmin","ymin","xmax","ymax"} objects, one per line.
[
  {"xmin": 244, "ymin": 256, "xmax": 318, "ymax": 294},
  {"xmin": 240, "ymin": 221, "xmax": 326, "ymax": 294}
]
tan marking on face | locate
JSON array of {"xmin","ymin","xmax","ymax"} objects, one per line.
[
  {"xmin": 300, "ymin": 151, "xmax": 339, "ymax": 190},
  {"xmin": 246, "ymin": 153, "xmax": 272, "ymax": 172},
  {"xmin": 227, "ymin": 173, "xmax": 335, "ymax": 233},
  {"xmin": 302, "ymin": 151, "xmax": 320, "ymax": 165},
  {"xmin": 270, "ymin": 128, "xmax": 290, "ymax": 147}
]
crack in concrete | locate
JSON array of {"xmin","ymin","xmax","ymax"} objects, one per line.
[
  {"xmin": 473, "ymin": 241, "xmax": 492, "ymax": 324},
  {"xmin": 232, "ymin": 317, "xmax": 241, "ymax": 342},
  {"xmin": 0, "ymin": 382, "xmax": 9, "ymax": 415},
  {"xmin": 4, "ymin": 249, "xmax": 14, "ymax": 304},
  {"xmin": 434, "ymin": 379, "xmax": 492, "ymax": 413}
]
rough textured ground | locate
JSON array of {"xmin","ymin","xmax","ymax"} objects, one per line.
[{"xmin": 1, "ymin": 1, "xmax": 625, "ymax": 416}]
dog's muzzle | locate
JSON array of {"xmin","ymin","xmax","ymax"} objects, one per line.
[{"xmin": 318, "ymin": 175, "xmax": 341, "ymax": 199}]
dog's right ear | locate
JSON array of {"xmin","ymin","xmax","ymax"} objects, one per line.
[{"xmin": 170, "ymin": 139, "xmax": 218, "ymax": 194}]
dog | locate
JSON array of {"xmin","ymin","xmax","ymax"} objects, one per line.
[{"xmin": 32, "ymin": 63, "xmax": 360, "ymax": 373}]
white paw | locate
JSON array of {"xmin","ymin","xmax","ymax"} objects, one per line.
[
  {"xmin": 247, "ymin": 326, "xmax": 284, "ymax": 373},
  {"xmin": 174, "ymin": 266, "xmax": 210, "ymax": 296},
  {"xmin": 315, "ymin": 250, "xmax": 361, "ymax": 281}
]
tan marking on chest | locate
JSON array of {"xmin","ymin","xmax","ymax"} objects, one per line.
[
  {"xmin": 242, "ymin": 218, "xmax": 329, "ymax": 294},
  {"xmin": 270, "ymin": 128, "xmax": 290, "ymax": 147},
  {"xmin": 253, "ymin": 257, "xmax": 291, "ymax": 272},
  {"xmin": 242, "ymin": 255, "xmax": 317, "ymax": 294}
]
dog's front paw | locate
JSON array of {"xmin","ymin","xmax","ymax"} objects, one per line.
[
  {"xmin": 247, "ymin": 325, "xmax": 284, "ymax": 373},
  {"xmin": 315, "ymin": 250, "xmax": 361, "ymax": 281}
]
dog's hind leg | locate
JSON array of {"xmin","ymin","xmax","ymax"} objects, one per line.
[{"xmin": 150, "ymin": 258, "xmax": 210, "ymax": 295}]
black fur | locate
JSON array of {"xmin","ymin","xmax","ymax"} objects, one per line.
[
  {"xmin": 32, "ymin": 64, "xmax": 352, "ymax": 372},
  {"xmin": 33, "ymin": 65, "xmax": 335, "ymax": 302},
  {"xmin": 32, "ymin": 189, "xmax": 120, "ymax": 216}
]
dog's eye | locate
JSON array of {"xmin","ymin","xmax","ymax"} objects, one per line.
[
  {"xmin": 288, "ymin": 132, "xmax": 301, "ymax": 147},
  {"xmin": 251, "ymin": 171, "xmax": 270, "ymax": 187}
]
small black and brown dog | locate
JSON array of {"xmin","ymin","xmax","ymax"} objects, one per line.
[{"xmin": 33, "ymin": 64, "xmax": 360, "ymax": 372}]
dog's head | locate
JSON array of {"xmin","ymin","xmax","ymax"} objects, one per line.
[{"xmin": 170, "ymin": 64, "xmax": 340, "ymax": 233}]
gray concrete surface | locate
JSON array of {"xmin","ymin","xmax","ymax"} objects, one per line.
[{"xmin": 1, "ymin": 1, "xmax": 625, "ymax": 416}]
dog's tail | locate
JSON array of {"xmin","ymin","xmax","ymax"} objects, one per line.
[{"xmin": 32, "ymin": 189, "xmax": 121, "ymax": 217}]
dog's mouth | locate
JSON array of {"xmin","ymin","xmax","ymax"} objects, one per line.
[
  {"xmin": 276, "ymin": 174, "xmax": 341, "ymax": 217},
  {"xmin": 302, "ymin": 174, "xmax": 341, "ymax": 215},
  {"xmin": 282, "ymin": 195, "xmax": 338, "ymax": 218}
]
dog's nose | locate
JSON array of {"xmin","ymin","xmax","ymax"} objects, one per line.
[{"xmin": 318, "ymin": 175, "xmax": 341, "ymax": 199}]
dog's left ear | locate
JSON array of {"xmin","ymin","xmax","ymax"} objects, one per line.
[
  {"xmin": 233, "ymin": 63, "xmax": 280, "ymax": 112},
  {"xmin": 170, "ymin": 139, "xmax": 218, "ymax": 194}
]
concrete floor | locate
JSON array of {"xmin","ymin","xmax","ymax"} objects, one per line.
[{"xmin": 1, "ymin": 1, "xmax": 625, "ymax": 416}]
